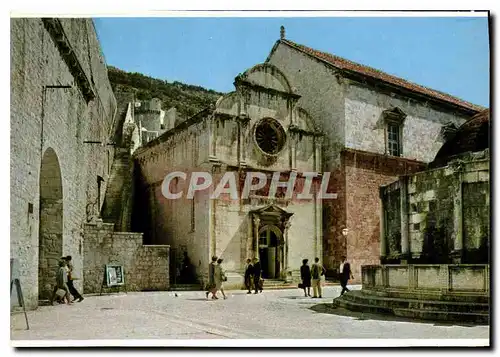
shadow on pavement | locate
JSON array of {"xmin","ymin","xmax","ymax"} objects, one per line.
[{"xmin": 309, "ymin": 303, "xmax": 484, "ymax": 328}]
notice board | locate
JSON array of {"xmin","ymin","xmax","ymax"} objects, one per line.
[{"xmin": 104, "ymin": 264, "xmax": 125, "ymax": 287}]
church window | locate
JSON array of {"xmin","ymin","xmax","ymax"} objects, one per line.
[
  {"xmin": 383, "ymin": 107, "xmax": 406, "ymax": 157},
  {"xmin": 254, "ymin": 118, "xmax": 286, "ymax": 155},
  {"xmin": 387, "ymin": 123, "xmax": 401, "ymax": 156}
]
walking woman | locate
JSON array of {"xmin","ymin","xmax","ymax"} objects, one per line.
[
  {"xmin": 214, "ymin": 258, "xmax": 227, "ymax": 299},
  {"xmin": 300, "ymin": 259, "xmax": 312, "ymax": 297},
  {"xmin": 206, "ymin": 256, "xmax": 218, "ymax": 299}
]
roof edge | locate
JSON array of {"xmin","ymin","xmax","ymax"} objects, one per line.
[{"xmin": 277, "ymin": 39, "xmax": 485, "ymax": 114}]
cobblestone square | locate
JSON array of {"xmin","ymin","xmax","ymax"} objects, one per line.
[{"xmin": 11, "ymin": 286, "xmax": 489, "ymax": 345}]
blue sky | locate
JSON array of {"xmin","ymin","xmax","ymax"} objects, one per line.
[{"xmin": 94, "ymin": 16, "xmax": 489, "ymax": 107}]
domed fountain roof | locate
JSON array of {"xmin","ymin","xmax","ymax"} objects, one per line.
[{"xmin": 431, "ymin": 109, "xmax": 490, "ymax": 167}]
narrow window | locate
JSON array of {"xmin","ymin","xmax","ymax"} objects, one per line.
[{"xmin": 387, "ymin": 123, "xmax": 401, "ymax": 156}]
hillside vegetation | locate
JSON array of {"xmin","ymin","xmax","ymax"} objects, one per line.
[{"xmin": 107, "ymin": 66, "xmax": 224, "ymax": 119}]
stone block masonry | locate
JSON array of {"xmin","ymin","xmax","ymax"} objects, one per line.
[
  {"xmin": 83, "ymin": 222, "xmax": 170, "ymax": 293},
  {"xmin": 11, "ymin": 18, "xmax": 117, "ymax": 309}
]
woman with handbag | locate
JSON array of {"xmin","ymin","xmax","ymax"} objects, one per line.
[
  {"xmin": 50, "ymin": 260, "xmax": 72, "ymax": 305},
  {"xmin": 300, "ymin": 259, "xmax": 312, "ymax": 297},
  {"xmin": 214, "ymin": 258, "xmax": 227, "ymax": 300}
]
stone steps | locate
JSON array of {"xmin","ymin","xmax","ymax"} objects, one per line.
[
  {"xmin": 262, "ymin": 280, "xmax": 295, "ymax": 290},
  {"xmin": 393, "ymin": 307, "xmax": 489, "ymax": 325},
  {"xmin": 347, "ymin": 291, "xmax": 488, "ymax": 313},
  {"xmin": 333, "ymin": 290, "xmax": 489, "ymax": 324},
  {"xmin": 101, "ymin": 149, "xmax": 133, "ymax": 226},
  {"xmin": 170, "ymin": 284, "xmax": 202, "ymax": 291},
  {"xmin": 362, "ymin": 288, "xmax": 490, "ymax": 304}
]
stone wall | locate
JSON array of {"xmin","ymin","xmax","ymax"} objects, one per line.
[
  {"xmin": 133, "ymin": 118, "xmax": 211, "ymax": 280},
  {"xmin": 10, "ymin": 18, "xmax": 117, "ymax": 309},
  {"xmin": 83, "ymin": 222, "xmax": 169, "ymax": 293},
  {"xmin": 344, "ymin": 84, "xmax": 468, "ymax": 162},
  {"xmin": 362, "ymin": 264, "xmax": 490, "ymax": 297},
  {"xmin": 381, "ymin": 150, "xmax": 490, "ymax": 264},
  {"xmin": 343, "ymin": 149, "xmax": 425, "ymax": 279},
  {"xmin": 267, "ymin": 43, "xmax": 345, "ymax": 170}
]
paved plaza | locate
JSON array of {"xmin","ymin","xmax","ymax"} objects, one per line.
[{"xmin": 11, "ymin": 286, "xmax": 489, "ymax": 343}]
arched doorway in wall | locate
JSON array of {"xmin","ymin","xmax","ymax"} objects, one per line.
[
  {"xmin": 258, "ymin": 225, "xmax": 283, "ymax": 279},
  {"xmin": 38, "ymin": 148, "xmax": 63, "ymax": 300}
]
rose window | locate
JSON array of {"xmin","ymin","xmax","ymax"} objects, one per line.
[{"xmin": 254, "ymin": 118, "xmax": 286, "ymax": 155}]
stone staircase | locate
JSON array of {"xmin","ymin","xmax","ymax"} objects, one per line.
[
  {"xmin": 170, "ymin": 284, "xmax": 203, "ymax": 291},
  {"xmin": 101, "ymin": 148, "xmax": 134, "ymax": 231},
  {"xmin": 101, "ymin": 97, "xmax": 136, "ymax": 231},
  {"xmin": 262, "ymin": 279, "xmax": 294, "ymax": 290},
  {"xmin": 333, "ymin": 290, "xmax": 489, "ymax": 324}
]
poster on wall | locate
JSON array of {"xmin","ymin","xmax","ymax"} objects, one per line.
[{"xmin": 105, "ymin": 265, "xmax": 125, "ymax": 287}]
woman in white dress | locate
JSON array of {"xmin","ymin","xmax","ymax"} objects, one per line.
[{"xmin": 214, "ymin": 258, "xmax": 227, "ymax": 300}]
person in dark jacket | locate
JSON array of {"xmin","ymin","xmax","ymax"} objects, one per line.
[
  {"xmin": 65, "ymin": 256, "xmax": 84, "ymax": 302},
  {"xmin": 300, "ymin": 259, "xmax": 311, "ymax": 297},
  {"xmin": 339, "ymin": 255, "xmax": 354, "ymax": 295},
  {"xmin": 244, "ymin": 258, "xmax": 254, "ymax": 294},
  {"xmin": 206, "ymin": 256, "xmax": 218, "ymax": 299},
  {"xmin": 252, "ymin": 257, "xmax": 262, "ymax": 294}
]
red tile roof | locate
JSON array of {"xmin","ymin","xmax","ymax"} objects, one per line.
[{"xmin": 278, "ymin": 39, "xmax": 485, "ymax": 113}]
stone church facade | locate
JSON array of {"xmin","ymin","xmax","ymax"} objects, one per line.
[
  {"xmin": 265, "ymin": 30, "xmax": 485, "ymax": 278},
  {"xmin": 134, "ymin": 63, "xmax": 324, "ymax": 286}
]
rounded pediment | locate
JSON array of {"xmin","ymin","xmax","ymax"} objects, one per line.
[
  {"xmin": 238, "ymin": 63, "xmax": 294, "ymax": 94},
  {"xmin": 215, "ymin": 91, "xmax": 240, "ymax": 113}
]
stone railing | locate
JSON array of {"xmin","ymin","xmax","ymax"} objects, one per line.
[{"xmin": 362, "ymin": 264, "xmax": 489, "ymax": 296}]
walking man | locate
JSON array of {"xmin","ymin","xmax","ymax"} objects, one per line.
[
  {"xmin": 244, "ymin": 258, "xmax": 254, "ymax": 294},
  {"xmin": 311, "ymin": 257, "xmax": 326, "ymax": 298},
  {"xmin": 339, "ymin": 255, "xmax": 354, "ymax": 295},
  {"xmin": 64, "ymin": 256, "xmax": 84, "ymax": 302}
]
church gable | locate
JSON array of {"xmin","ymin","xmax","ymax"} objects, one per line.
[{"xmin": 237, "ymin": 63, "xmax": 295, "ymax": 95}]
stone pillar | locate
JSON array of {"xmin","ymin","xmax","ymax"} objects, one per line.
[
  {"xmin": 253, "ymin": 216, "xmax": 260, "ymax": 260},
  {"xmin": 451, "ymin": 173, "xmax": 463, "ymax": 263},
  {"xmin": 314, "ymin": 193, "xmax": 322, "ymax": 260},
  {"xmin": 209, "ymin": 115, "xmax": 217, "ymax": 161},
  {"xmin": 290, "ymin": 136, "xmax": 297, "ymax": 171},
  {"xmin": 314, "ymin": 136, "xmax": 323, "ymax": 172},
  {"xmin": 246, "ymin": 215, "xmax": 253, "ymax": 260},
  {"xmin": 283, "ymin": 220, "xmax": 291, "ymax": 281},
  {"xmin": 400, "ymin": 176, "xmax": 410, "ymax": 262},
  {"xmin": 379, "ymin": 186, "xmax": 387, "ymax": 259}
]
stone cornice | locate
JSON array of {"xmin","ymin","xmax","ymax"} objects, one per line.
[
  {"xmin": 288, "ymin": 124, "xmax": 322, "ymax": 137},
  {"xmin": 234, "ymin": 77, "xmax": 301, "ymax": 100},
  {"xmin": 42, "ymin": 18, "xmax": 96, "ymax": 103}
]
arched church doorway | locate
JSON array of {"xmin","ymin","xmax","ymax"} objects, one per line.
[
  {"xmin": 258, "ymin": 225, "xmax": 283, "ymax": 279},
  {"xmin": 38, "ymin": 148, "xmax": 63, "ymax": 300}
]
